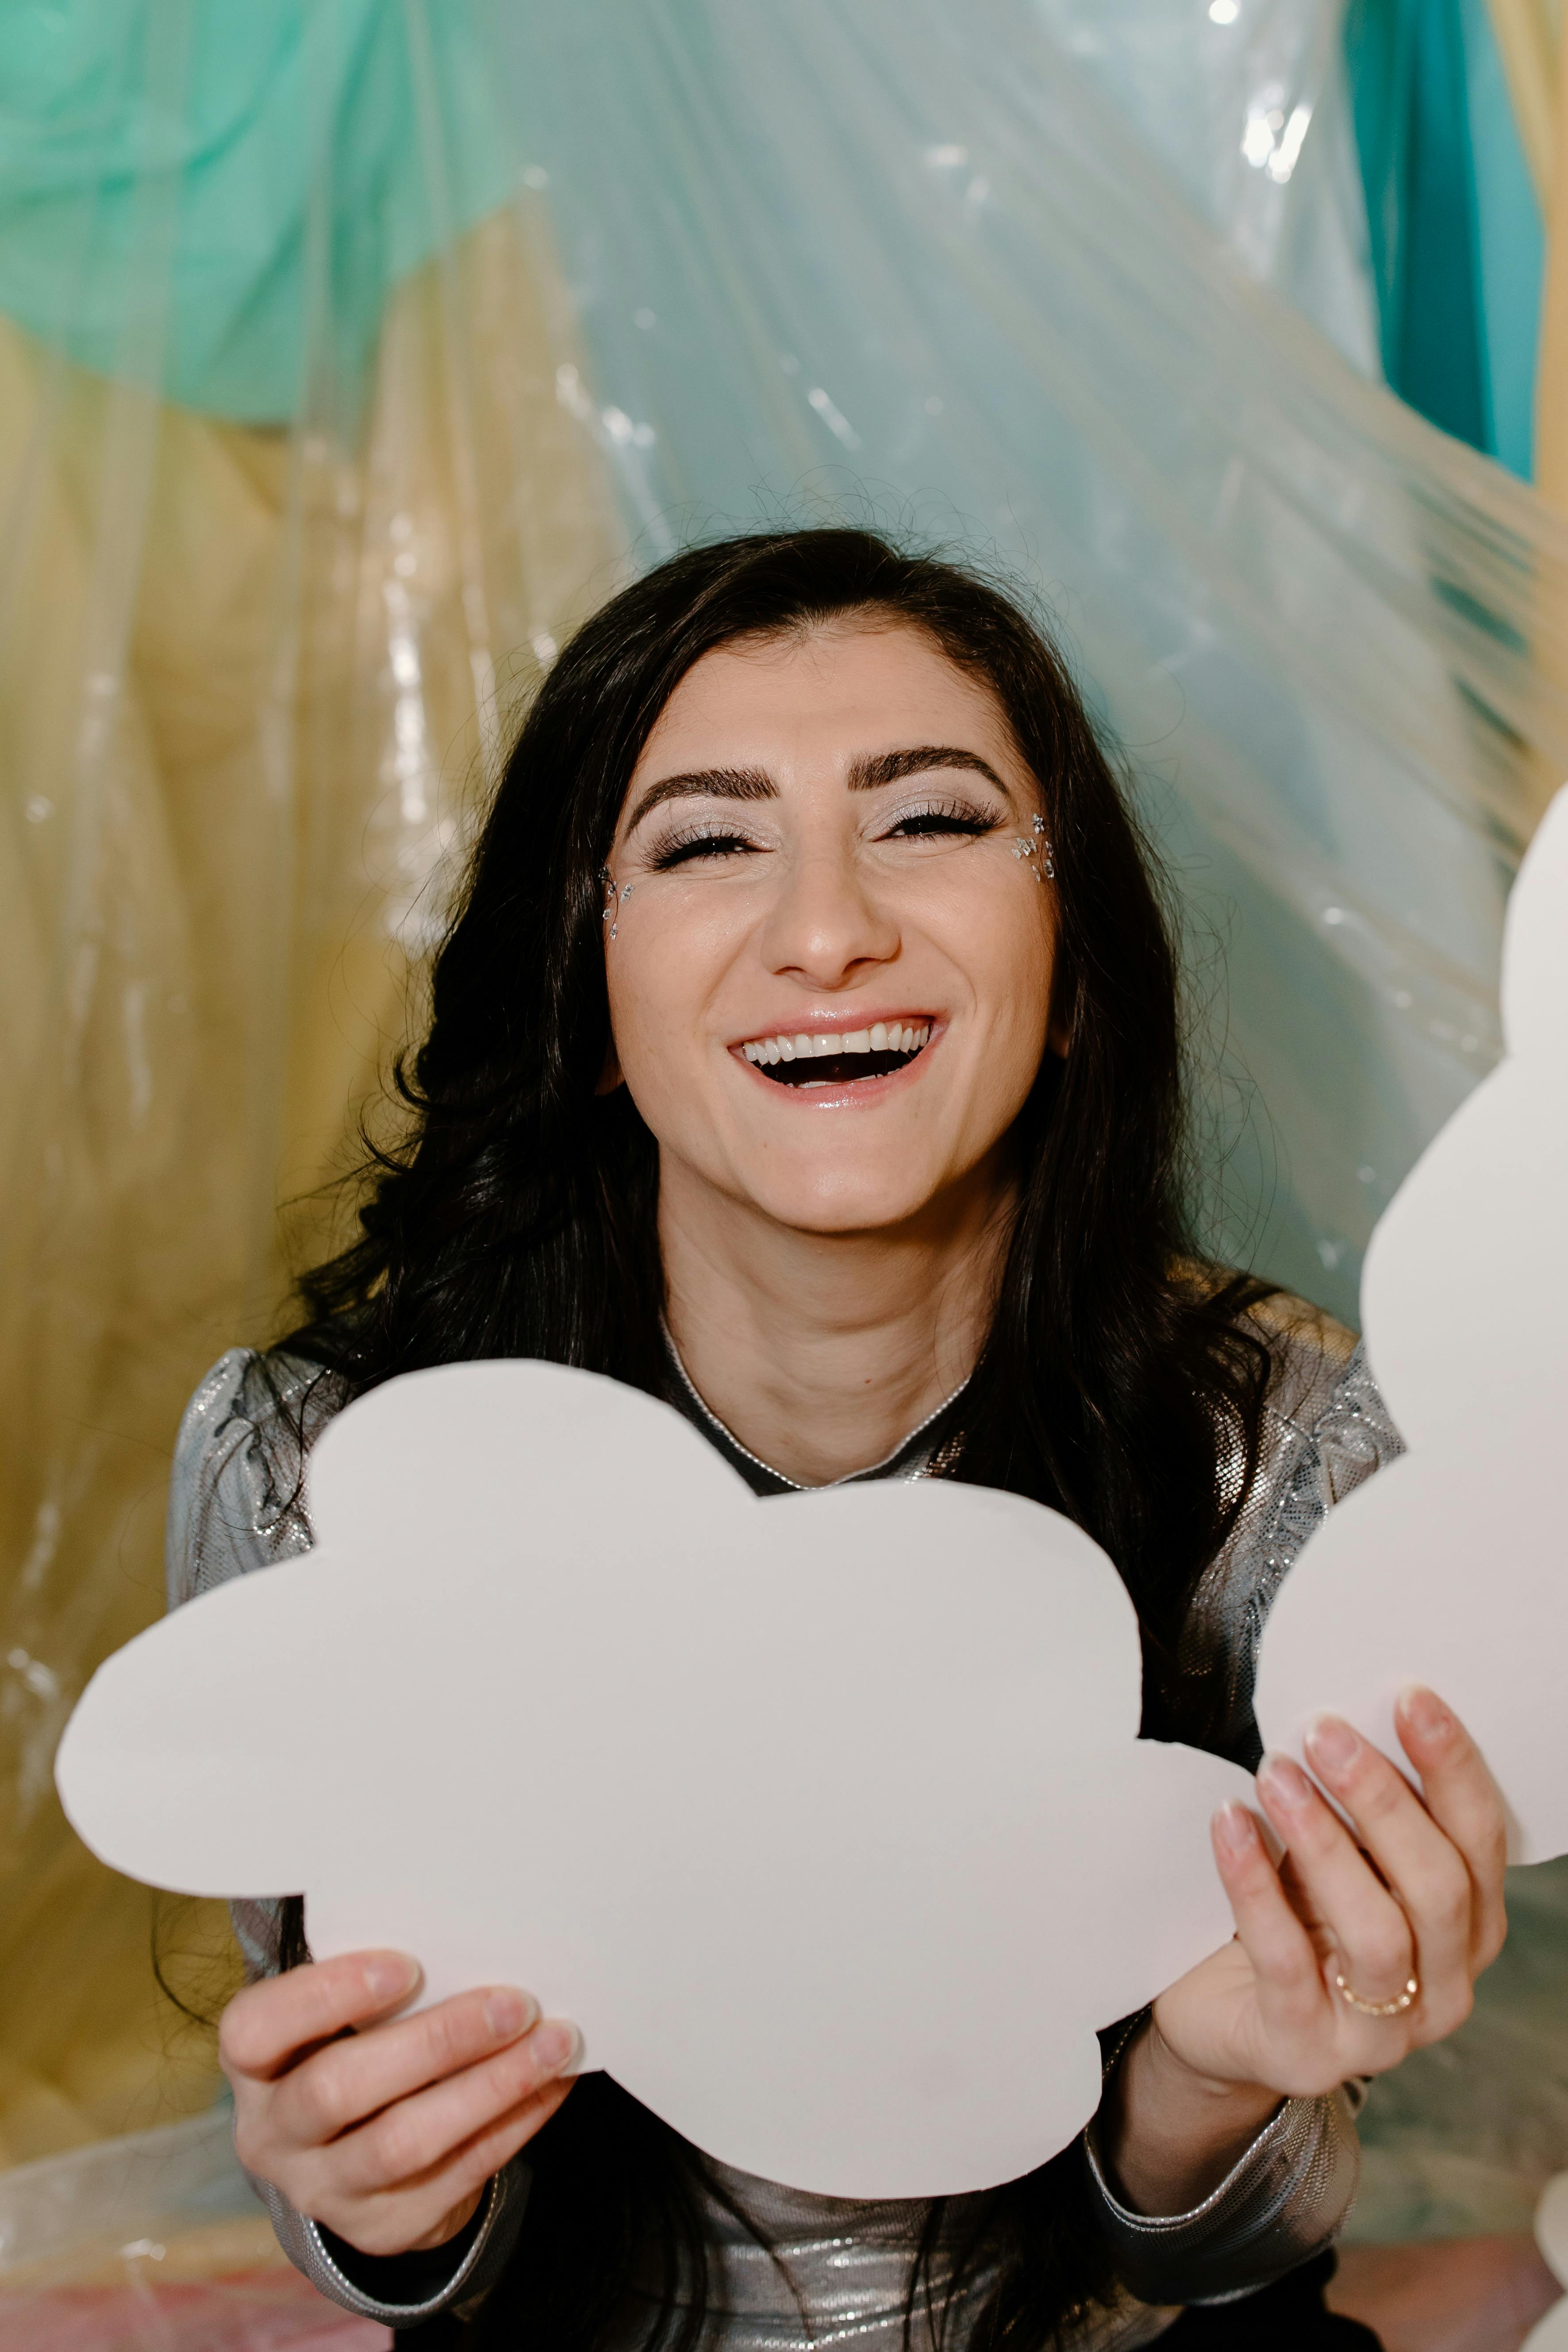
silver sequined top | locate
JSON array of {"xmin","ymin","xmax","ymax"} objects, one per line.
[{"xmin": 167, "ymin": 1299, "xmax": 1399, "ymax": 2343}]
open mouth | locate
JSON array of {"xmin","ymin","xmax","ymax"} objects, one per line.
[{"xmin": 740, "ymin": 1022, "xmax": 932, "ymax": 1089}]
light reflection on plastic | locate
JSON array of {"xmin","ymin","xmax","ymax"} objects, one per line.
[
  {"xmin": 1241, "ymin": 89, "xmax": 1284, "ymax": 169},
  {"xmin": 1241, "ymin": 83, "xmax": 1311, "ymax": 183},
  {"xmin": 602, "ymin": 406, "xmax": 656, "ymax": 449},
  {"xmin": 7, "ymin": 1647, "xmax": 61, "ymax": 1703},
  {"xmin": 807, "ymin": 386, "xmax": 861, "ymax": 449},
  {"xmin": 1208, "ymin": 0, "xmax": 1239, "ymax": 19},
  {"xmin": 1268, "ymin": 104, "xmax": 1312, "ymax": 184}
]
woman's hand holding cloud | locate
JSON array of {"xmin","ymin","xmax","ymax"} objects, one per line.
[
  {"xmin": 220, "ymin": 1951, "xmax": 580, "ymax": 2257},
  {"xmin": 1104, "ymin": 1688, "xmax": 1507, "ymax": 2217}
]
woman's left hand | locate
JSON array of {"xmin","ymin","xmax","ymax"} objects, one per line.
[{"xmin": 1103, "ymin": 1686, "xmax": 1508, "ymax": 2214}]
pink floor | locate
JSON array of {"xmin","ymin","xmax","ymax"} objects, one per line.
[{"xmin": 0, "ymin": 2267, "xmax": 390, "ymax": 2351}]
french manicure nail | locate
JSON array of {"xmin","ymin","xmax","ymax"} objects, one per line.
[
  {"xmin": 532, "ymin": 2020, "xmax": 582, "ymax": 2075},
  {"xmin": 1304, "ymin": 1713, "xmax": 1359, "ymax": 1774},
  {"xmin": 1214, "ymin": 1802, "xmax": 1257, "ymax": 1854},
  {"xmin": 364, "ymin": 1954, "xmax": 421, "ymax": 2002},
  {"xmin": 485, "ymin": 1989, "xmax": 536, "ymax": 2040},
  {"xmin": 1399, "ymin": 1685, "xmax": 1452, "ymax": 1745},
  {"xmin": 1260, "ymin": 1754, "xmax": 1314, "ymax": 1812}
]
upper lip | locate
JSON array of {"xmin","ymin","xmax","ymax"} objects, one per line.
[{"xmin": 729, "ymin": 1011, "xmax": 939, "ymax": 1047}]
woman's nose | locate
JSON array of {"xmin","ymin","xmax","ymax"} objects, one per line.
[{"xmin": 756, "ymin": 845, "xmax": 900, "ymax": 988}]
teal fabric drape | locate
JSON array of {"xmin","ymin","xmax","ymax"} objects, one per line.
[
  {"xmin": 0, "ymin": 1, "xmax": 511, "ymax": 421},
  {"xmin": 1346, "ymin": 0, "xmax": 1543, "ymax": 477}
]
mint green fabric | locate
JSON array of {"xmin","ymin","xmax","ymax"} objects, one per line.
[
  {"xmin": 0, "ymin": 1, "xmax": 513, "ymax": 421},
  {"xmin": 1345, "ymin": 0, "xmax": 1542, "ymax": 478}
]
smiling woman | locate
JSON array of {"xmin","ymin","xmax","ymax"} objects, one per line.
[
  {"xmin": 165, "ymin": 531, "xmax": 1504, "ymax": 2351},
  {"xmin": 596, "ymin": 616, "xmax": 1070, "ymax": 1487}
]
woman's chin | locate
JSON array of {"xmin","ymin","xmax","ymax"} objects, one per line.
[{"xmin": 719, "ymin": 1165, "xmax": 979, "ymax": 1241}]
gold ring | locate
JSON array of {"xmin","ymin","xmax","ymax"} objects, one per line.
[{"xmin": 1334, "ymin": 1969, "xmax": 1418, "ymax": 2018}]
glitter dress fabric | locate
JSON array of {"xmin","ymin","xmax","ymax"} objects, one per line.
[{"xmin": 165, "ymin": 1301, "xmax": 1389, "ymax": 2344}]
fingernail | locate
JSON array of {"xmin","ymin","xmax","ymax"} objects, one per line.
[
  {"xmin": 1214, "ymin": 1802, "xmax": 1257, "ymax": 1854},
  {"xmin": 1260, "ymin": 1754, "xmax": 1314, "ymax": 1812},
  {"xmin": 532, "ymin": 2019, "xmax": 582, "ymax": 2075},
  {"xmin": 364, "ymin": 1954, "xmax": 421, "ymax": 2002},
  {"xmin": 1304, "ymin": 1714, "xmax": 1359, "ymax": 1775},
  {"xmin": 1399, "ymin": 1685, "xmax": 1452, "ymax": 1745},
  {"xmin": 484, "ymin": 1989, "xmax": 537, "ymax": 2041}
]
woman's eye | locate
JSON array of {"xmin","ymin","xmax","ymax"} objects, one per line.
[
  {"xmin": 884, "ymin": 806, "xmax": 998, "ymax": 842},
  {"xmin": 650, "ymin": 828, "xmax": 757, "ymax": 871}
]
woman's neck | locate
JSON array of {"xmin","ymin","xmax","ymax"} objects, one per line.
[{"xmin": 657, "ymin": 1154, "xmax": 1014, "ymax": 1487}]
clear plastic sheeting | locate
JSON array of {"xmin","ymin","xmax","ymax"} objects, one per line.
[
  {"xmin": 498, "ymin": 0, "xmax": 1568, "ymax": 1309},
  {"xmin": 1035, "ymin": 0, "xmax": 1383, "ymax": 373},
  {"xmin": 3, "ymin": 0, "xmax": 1568, "ymax": 2251},
  {"xmin": 0, "ymin": 177, "xmax": 620, "ymax": 2163}
]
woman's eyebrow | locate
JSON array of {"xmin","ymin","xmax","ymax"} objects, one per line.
[
  {"xmin": 625, "ymin": 765, "xmax": 777, "ymax": 832},
  {"xmin": 848, "ymin": 746, "xmax": 1012, "ymax": 797}
]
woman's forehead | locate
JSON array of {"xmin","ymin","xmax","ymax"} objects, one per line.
[{"xmin": 630, "ymin": 619, "xmax": 1018, "ymax": 784}]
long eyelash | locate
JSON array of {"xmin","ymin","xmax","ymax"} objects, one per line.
[
  {"xmin": 884, "ymin": 794, "xmax": 1002, "ymax": 840},
  {"xmin": 647, "ymin": 820, "xmax": 761, "ymax": 872}
]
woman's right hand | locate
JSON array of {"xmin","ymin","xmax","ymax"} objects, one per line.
[{"xmin": 221, "ymin": 1950, "xmax": 580, "ymax": 2257}]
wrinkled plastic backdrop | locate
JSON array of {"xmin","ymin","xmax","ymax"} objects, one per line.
[{"xmin": 3, "ymin": 0, "xmax": 1567, "ymax": 2229}]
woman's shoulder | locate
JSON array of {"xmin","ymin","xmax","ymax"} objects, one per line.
[
  {"xmin": 1239, "ymin": 1287, "xmax": 1357, "ymax": 1418},
  {"xmin": 1172, "ymin": 1275, "xmax": 1406, "ymax": 1757},
  {"xmin": 1227, "ymin": 1284, "xmax": 1404, "ymax": 1498},
  {"xmin": 1178, "ymin": 1262, "xmax": 1391, "ymax": 1454},
  {"xmin": 166, "ymin": 1345, "xmax": 350, "ymax": 1609}
]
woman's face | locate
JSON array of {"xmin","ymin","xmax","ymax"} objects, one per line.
[{"xmin": 602, "ymin": 620, "xmax": 1063, "ymax": 1237}]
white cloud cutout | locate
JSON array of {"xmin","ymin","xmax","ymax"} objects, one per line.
[
  {"xmin": 1256, "ymin": 786, "xmax": 1568, "ymax": 1866},
  {"xmin": 57, "ymin": 1359, "xmax": 1250, "ymax": 2198}
]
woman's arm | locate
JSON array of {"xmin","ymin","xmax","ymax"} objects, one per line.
[
  {"xmin": 220, "ymin": 1949, "xmax": 576, "ymax": 2308},
  {"xmin": 1087, "ymin": 1685, "xmax": 1507, "ymax": 2302},
  {"xmin": 170, "ymin": 1353, "xmax": 557, "ymax": 2327}
]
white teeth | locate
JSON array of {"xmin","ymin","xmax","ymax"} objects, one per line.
[{"xmin": 740, "ymin": 1022, "xmax": 932, "ymax": 1062}]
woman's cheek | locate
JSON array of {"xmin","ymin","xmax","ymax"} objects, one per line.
[
  {"xmin": 603, "ymin": 930, "xmax": 715, "ymax": 1141},
  {"xmin": 923, "ymin": 862, "xmax": 1055, "ymax": 1057}
]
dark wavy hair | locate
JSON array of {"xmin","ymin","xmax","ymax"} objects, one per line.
[{"xmin": 273, "ymin": 529, "xmax": 1274, "ymax": 2348}]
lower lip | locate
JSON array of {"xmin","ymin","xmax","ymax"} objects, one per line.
[{"xmin": 730, "ymin": 1030, "xmax": 942, "ymax": 1108}]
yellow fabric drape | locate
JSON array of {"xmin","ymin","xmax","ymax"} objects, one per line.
[
  {"xmin": 1486, "ymin": 0, "xmax": 1557, "ymax": 201},
  {"xmin": 0, "ymin": 206, "xmax": 619, "ymax": 2164},
  {"xmin": 1537, "ymin": 3, "xmax": 1568, "ymax": 508}
]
